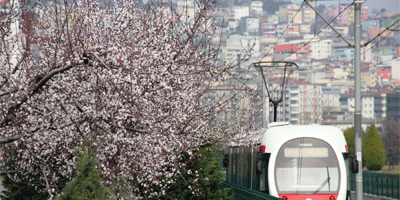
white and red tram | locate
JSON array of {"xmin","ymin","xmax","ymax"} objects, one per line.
[{"xmin": 225, "ymin": 122, "xmax": 351, "ymax": 200}]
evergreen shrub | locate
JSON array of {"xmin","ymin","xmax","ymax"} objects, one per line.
[{"xmin": 363, "ymin": 124, "xmax": 386, "ymax": 171}]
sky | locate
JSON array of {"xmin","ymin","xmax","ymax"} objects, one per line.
[{"xmin": 290, "ymin": 0, "xmax": 400, "ymax": 16}]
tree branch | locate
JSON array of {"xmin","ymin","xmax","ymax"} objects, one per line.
[
  {"xmin": 0, "ymin": 87, "xmax": 19, "ymax": 97},
  {"xmin": 1, "ymin": 64, "xmax": 75, "ymax": 128},
  {"xmin": 89, "ymin": 52, "xmax": 110, "ymax": 70},
  {"xmin": 0, "ymin": 76, "xmax": 8, "ymax": 90},
  {"xmin": 0, "ymin": 134, "xmax": 21, "ymax": 144},
  {"xmin": 30, "ymin": 64, "xmax": 74, "ymax": 95},
  {"xmin": 105, "ymin": 120, "xmax": 148, "ymax": 134},
  {"xmin": 41, "ymin": 164, "xmax": 54, "ymax": 199},
  {"xmin": 4, "ymin": 171, "xmax": 66, "ymax": 188},
  {"xmin": 0, "ymin": 118, "xmax": 80, "ymax": 145}
]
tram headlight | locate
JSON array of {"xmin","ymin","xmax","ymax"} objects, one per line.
[
  {"xmin": 330, "ymin": 196, "xmax": 335, "ymax": 200},
  {"xmin": 282, "ymin": 196, "xmax": 288, "ymax": 200}
]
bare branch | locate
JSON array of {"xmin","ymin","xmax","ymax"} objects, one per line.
[
  {"xmin": 41, "ymin": 164, "xmax": 54, "ymax": 198},
  {"xmin": 0, "ymin": 134, "xmax": 21, "ymax": 144}
]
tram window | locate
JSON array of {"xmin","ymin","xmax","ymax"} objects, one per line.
[
  {"xmin": 275, "ymin": 138, "xmax": 340, "ymax": 194},
  {"xmin": 231, "ymin": 154, "xmax": 236, "ymax": 183},
  {"xmin": 223, "ymin": 154, "xmax": 229, "ymax": 168},
  {"xmin": 247, "ymin": 154, "xmax": 252, "ymax": 189},
  {"xmin": 229, "ymin": 152, "xmax": 234, "ymax": 183},
  {"xmin": 234, "ymin": 154, "xmax": 238, "ymax": 184},
  {"xmin": 257, "ymin": 153, "xmax": 270, "ymax": 194}
]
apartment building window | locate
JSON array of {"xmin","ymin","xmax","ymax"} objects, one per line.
[
  {"xmin": 290, "ymin": 93, "xmax": 299, "ymax": 97},
  {"xmin": 375, "ymin": 103, "xmax": 383, "ymax": 107}
]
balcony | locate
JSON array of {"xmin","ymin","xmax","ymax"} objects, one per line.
[
  {"xmin": 289, "ymin": 90, "xmax": 300, "ymax": 94},
  {"xmin": 289, "ymin": 96, "xmax": 299, "ymax": 101}
]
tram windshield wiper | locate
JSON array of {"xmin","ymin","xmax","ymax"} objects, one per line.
[
  {"xmin": 312, "ymin": 177, "xmax": 331, "ymax": 194},
  {"xmin": 313, "ymin": 166, "xmax": 330, "ymax": 194}
]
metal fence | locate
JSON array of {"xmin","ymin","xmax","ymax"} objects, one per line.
[
  {"xmin": 222, "ymin": 181, "xmax": 282, "ymax": 200},
  {"xmin": 350, "ymin": 172, "xmax": 400, "ymax": 199},
  {"xmin": 226, "ymin": 173, "xmax": 260, "ymax": 191}
]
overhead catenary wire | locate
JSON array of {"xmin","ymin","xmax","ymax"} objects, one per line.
[
  {"xmin": 341, "ymin": 22, "xmax": 400, "ymax": 73},
  {"xmin": 361, "ymin": 23, "xmax": 400, "ymax": 58},
  {"xmin": 260, "ymin": 1, "xmax": 306, "ymax": 60},
  {"xmin": 278, "ymin": 2, "xmax": 354, "ymax": 62},
  {"xmin": 260, "ymin": 30, "xmax": 399, "ymax": 108},
  {"xmin": 275, "ymin": 3, "xmax": 400, "ymax": 79},
  {"xmin": 215, "ymin": 2, "xmax": 400, "ymax": 124},
  {"xmin": 305, "ymin": 0, "xmax": 353, "ymax": 47}
]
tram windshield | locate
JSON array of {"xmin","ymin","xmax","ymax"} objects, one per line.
[{"xmin": 275, "ymin": 138, "xmax": 340, "ymax": 194}]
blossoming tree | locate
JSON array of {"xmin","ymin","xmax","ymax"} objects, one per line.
[{"xmin": 0, "ymin": 0, "xmax": 260, "ymax": 197}]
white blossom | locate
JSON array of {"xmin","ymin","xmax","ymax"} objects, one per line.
[{"xmin": 0, "ymin": 0, "xmax": 258, "ymax": 197}]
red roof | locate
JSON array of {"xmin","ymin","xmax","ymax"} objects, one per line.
[{"xmin": 275, "ymin": 44, "xmax": 298, "ymax": 53}]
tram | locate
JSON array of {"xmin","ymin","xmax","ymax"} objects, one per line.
[{"xmin": 224, "ymin": 122, "xmax": 352, "ymax": 200}]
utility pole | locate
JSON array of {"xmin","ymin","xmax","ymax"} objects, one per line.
[
  {"xmin": 354, "ymin": 1, "xmax": 363, "ymax": 200},
  {"xmin": 305, "ymin": 1, "xmax": 400, "ymax": 199}
]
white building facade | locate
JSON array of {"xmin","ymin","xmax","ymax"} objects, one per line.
[
  {"xmin": 223, "ymin": 34, "xmax": 261, "ymax": 62},
  {"xmin": 232, "ymin": 6, "xmax": 250, "ymax": 21},
  {"xmin": 249, "ymin": 1, "xmax": 263, "ymax": 17},
  {"xmin": 308, "ymin": 39, "xmax": 332, "ymax": 60},
  {"xmin": 268, "ymin": 82, "xmax": 323, "ymax": 125}
]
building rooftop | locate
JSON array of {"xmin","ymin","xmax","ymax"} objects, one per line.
[
  {"xmin": 327, "ymin": 117, "xmax": 384, "ymax": 125},
  {"xmin": 340, "ymin": 86, "xmax": 396, "ymax": 97}
]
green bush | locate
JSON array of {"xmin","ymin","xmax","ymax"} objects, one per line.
[
  {"xmin": 344, "ymin": 127, "xmax": 355, "ymax": 155},
  {"xmin": 363, "ymin": 124, "xmax": 386, "ymax": 171},
  {"xmin": 155, "ymin": 143, "xmax": 233, "ymax": 200},
  {"xmin": 163, "ymin": 143, "xmax": 232, "ymax": 199},
  {"xmin": 56, "ymin": 142, "xmax": 109, "ymax": 200},
  {"xmin": 0, "ymin": 147, "xmax": 52, "ymax": 200},
  {"xmin": 0, "ymin": 174, "xmax": 50, "ymax": 200},
  {"xmin": 344, "ymin": 126, "xmax": 367, "ymax": 168}
]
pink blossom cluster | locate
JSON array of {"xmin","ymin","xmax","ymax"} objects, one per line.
[{"xmin": 0, "ymin": 0, "xmax": 260, "ymax": 197}]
